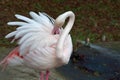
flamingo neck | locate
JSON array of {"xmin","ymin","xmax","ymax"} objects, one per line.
[{"xmin": 56, "ymin": 11, "xmax": 75, "ymax": 58}]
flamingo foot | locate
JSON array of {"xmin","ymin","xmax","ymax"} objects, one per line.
[{"xmin": 45, "ymin": 70, "xmax": 50, "ymax": 80}]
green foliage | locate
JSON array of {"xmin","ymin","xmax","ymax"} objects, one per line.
[
  {"xmin": 34, "ymin": 3, "xmax": 44, "ymax": 11},
  {"xmin": 52, "ymin": 0, "xmax": 65, "ymax": 3}
]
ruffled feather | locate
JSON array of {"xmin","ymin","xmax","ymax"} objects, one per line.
[{"xmin": 6, "ymin": 11, "xmax": 55, "ymax": 55}]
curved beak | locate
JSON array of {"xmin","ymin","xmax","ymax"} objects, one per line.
[{"xmin": 52, "ymin": 26, "xmax": 60, "ymax": 34}]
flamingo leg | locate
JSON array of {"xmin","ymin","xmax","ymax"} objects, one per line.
[
  {"xmin": 40, "ymin": 72, "xmax": 44, "ymax": 80},
  {"xmin": 45, "ymin": 70, "xmax": 50, "ymax": 80}
]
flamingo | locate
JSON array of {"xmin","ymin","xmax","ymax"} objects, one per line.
[{"xmin": 0, "ymin": 11, "xmax": 75, "ymax": 80}]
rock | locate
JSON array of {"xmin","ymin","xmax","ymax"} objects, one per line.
[{"xmin": 71, "ymin": 44, "xmax": 120, "ymax": 80}]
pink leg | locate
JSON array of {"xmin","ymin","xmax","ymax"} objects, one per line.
[
  {"xmin": 40, "ymin": 72, "xmax": 44, "ymax": 80},
  {"xmin": 45, "ymin": 70, "xmax": 50, "ymax": 80}
]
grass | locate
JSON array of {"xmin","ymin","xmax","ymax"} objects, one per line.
[{"xmin": 0, "ymin": 0, "xmax": 120, "ymax": 48}]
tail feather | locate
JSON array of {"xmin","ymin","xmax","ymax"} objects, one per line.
[{"xmin": 0, "ymin": 47, "xmax": 23, "ymax": 71}]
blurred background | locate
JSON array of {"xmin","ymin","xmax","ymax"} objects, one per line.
[{"xmin": 0, "ymin": 0, "xmax": 120, "ymax": 47}]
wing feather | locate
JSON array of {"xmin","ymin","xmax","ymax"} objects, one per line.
[
  {"xmin": 7, "ymin": 22, "xmax": 28, "ymax": 26},
  {"xmin": 5, "ymin": 31, "xmax": 17, "ymax": 38},
  {"xmin": 15, "ymin": 14, "xmax": 36, "ymax": 23},
  {"xmin": 39, "ymin": 12, "xmax": 50, "ymax": 23},
  {"xmin": 6, "ymin": 11, "xmax": 55, "ymax": 56},
  {"xmin": 15, "ymin": 29, "xmax": 38, "ymax": 39},
  {"xmin": 29, "ymin": 11, "xmax": 42, "ymax": 23},
  {"xmin": 42, "ymin": 12, "xmax": 55, "ymax": 24},
  {"xmin": 16, "ymin": 24, "xmax": 40, "ymax": 31},
  {"xmin": 19, "ymin": 36, "xmax": 36, "ymax": 55},
  {"xmin": 18, "ymin": 32, "xmax": 35, "ymax": 45}
]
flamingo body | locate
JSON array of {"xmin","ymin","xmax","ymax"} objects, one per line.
[{"xmin": 0, "ymin": 11, "xmax": 75, "ymax": 80}]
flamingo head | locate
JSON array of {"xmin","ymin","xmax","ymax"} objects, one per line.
[{"xmin": 52, "ymin": 13, "xmax": 66, "ymax": 35}]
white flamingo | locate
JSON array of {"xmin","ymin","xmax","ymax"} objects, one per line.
[{"xmin": 0, "ymin": 11, "xmax": 75, "ymax": 80}]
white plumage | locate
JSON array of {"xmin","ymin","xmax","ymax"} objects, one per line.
[{"xmin": 0, "ymin": 11, "xmax": 75, "ymax": 80}]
